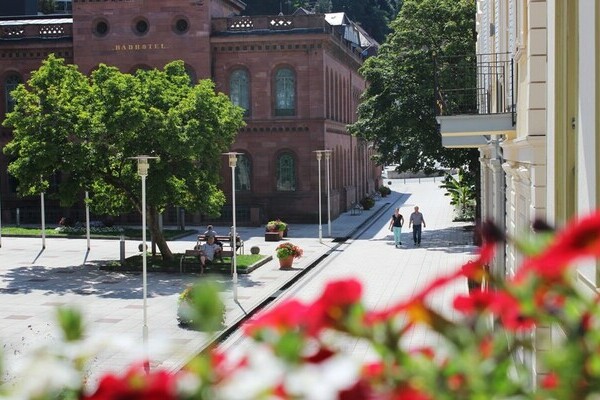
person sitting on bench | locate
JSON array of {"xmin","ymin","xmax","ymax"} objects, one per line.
[
  {"xmin": 199, "ymin": 235, "xmax": 222, "ymax": 273},
  {"xmin": 229, "ymin": 228, "xmax": 243, "ymax": 251},
  {"xmin": 203, "ymin": 225, "xmax": 222, "ymax": 247}
]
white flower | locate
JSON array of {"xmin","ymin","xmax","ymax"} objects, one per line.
[
  {"xmin": 216, "ymin": 344, "xmax": 286, "ymax": 400},
  {"xmin": 284, "ymin": 354, "xmax": 361, "ymax": 400}
]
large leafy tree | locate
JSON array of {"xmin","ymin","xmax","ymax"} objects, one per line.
[
  {"xmin": 349, "ymin": 0, "xmax": 479, "ymax": 175},
  {"xmin": 3, "ymin": 55, "xmax": 245, "ymax": 260}
]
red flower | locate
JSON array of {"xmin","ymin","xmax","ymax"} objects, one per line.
[
  {"xmin": 245, "ymin": 279, "xmax": 363, "ymax": 337},
  {"xmin": 447, "ymin": 373, "xmax": 465, "ymax": 391},
  {"xmin": 304, "ymin": 279, "xmax": 363, "ymax": 334},
  {"xmin": 244, "ymin": 299, "xmax": 308, "ymax": 336},
  {"xmin": 541, "ymin": 372, "xmax": 559, "ymax": 389},
  {"xmin": 491, "ymin": 292, "xmax": 536, "ymax": 331},
  {"xmin": 84, "ymin": 363, "xmax": 177, "ymax": 400},
  {"xmin": 517, "ymin": 211, "xmax": 600, "ymax": 281},
  {"xmin": 453, "ymin": 289, "xmax": 496, "ymax": 315}
]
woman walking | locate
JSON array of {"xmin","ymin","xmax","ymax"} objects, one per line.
[{"xmin": 388, "ymin": 207, "xmax": 404, "ymax": 248}]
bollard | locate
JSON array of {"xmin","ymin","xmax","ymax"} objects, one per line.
[
  {"xmin": 16, "ymin": 208, "xmax": 20, "ymax": 227},
  {"xmin": 120, "ymin": 234, "xmax": 125, "ymax": 265}
]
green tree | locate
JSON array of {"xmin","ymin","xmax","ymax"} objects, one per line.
[
  {"xmin": 3, "ymin": 55, "xmax": 245, "ymax": 261},
  {"xmin": 37, "ymin": 0, "xmax": 55, "ymax": 14},
  {"xmin": 349, "ymin": 0, "xmax": 478, "ymax": 175},
  {"xmin": 439, "ymin": 168, "xmax": 476, "ymax": 221},
  {"xmin": 314, "ymin": 0, "xmax": 332, "ymax": 13}
]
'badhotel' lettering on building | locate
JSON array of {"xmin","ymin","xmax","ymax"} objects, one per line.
[{"xmin": 114, "ymin": 43, "xmax": 166, "ymax": 51}]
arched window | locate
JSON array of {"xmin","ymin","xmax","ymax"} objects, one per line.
[
  {"xmin": 276, "ymin": 152, "xmax": 296, "ymax": 191},
  {"xmin": 235, "ymin": 153, "xmax": 251, "ymax": 191},
  {"xmin": 229, "ymin": 69, "xmax": 250, "ymax": 116},
  {"xmin": 184, "ymin": 64, "xmax": 197, "ymax": 85},
  {"xmin": 274, "ymin": 68, "xmax": 295, "ymax": 116},
  {"xmin": 5, "ymin": 74, "xmax": 21, "ymax": 114}
]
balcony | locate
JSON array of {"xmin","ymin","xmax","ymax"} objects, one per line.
[{"xmin": 435, "ymin": 53, "xmax": 516, "ymax": 148}]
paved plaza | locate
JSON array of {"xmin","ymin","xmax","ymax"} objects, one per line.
[{"xmin": 0, "ymin": 178, "xmax": 477, "ymax": 388}]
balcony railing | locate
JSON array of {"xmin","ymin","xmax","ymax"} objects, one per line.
[{"xmin": 434, "ymin": 53, "xmax": 514, "ymax": 125}]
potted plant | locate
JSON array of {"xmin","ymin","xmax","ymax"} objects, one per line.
[
  {"xmin": 275, "ymin": 242, "xmax": 303, "ymax": 269},
  {"xmin": 266, "ymin": 219, "xmax": 288, "ymax": 238}
]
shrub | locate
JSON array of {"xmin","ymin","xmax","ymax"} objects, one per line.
[
  {"xmin": 359, "ymin": 196, "xmax": 375, "ymax": 210},
  {"xmin": 266, "ymin": 219, "xmax": 287, "ymax": 232},
  {"xmin": 378, "ymin": 186, "xmax": 391, "ymax": 196},
  {"xmin": 176, "ymin": 281, "xmax": 225, "ymax": 330}
]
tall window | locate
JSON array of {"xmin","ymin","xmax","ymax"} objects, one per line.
[
  {"xmin": 5, "ymin": 74, "xmax": 21, "ymax": 114},
  {"xmin": 274, "ymin": 68, "xmax": 295, "ymax": 116},
  {"xmin": 235, "ymin": 153, "xmax": 251, "ymax": 191},
  {"xmin": 229, "ymin": 69, "xmax": 250, "ymax": 116},
  {"xmin": 276, "ymin": 152, "xmax": 296, "ymax": 191}
]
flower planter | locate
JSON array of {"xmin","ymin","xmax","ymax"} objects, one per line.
[
  {"xmin": 265, "ymin": 232, "xmax": 281, "ymax": 241},
  {"xmin": 278, "ymin": 255, "xmax": 294, "ymax": 269}
]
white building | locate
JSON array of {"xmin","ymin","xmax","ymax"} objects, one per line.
[{"xmin": 437, "ymin": 0, "xmax": 599, "ymax": 387}]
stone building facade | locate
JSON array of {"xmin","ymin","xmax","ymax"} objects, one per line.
[{"xmin": 0, "ymin": 0, "xmax": 380, "ymax": 226}]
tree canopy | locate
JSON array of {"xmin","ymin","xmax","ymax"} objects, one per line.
[
  {"xmin": 3, "ymin": 55, "xmax": 245, "ymax": 259},
  {"xmin": 349, "ymin": 0, "xmax": 478, "ymax": 174},
  {"xmin": 242, "ymin": 0, "xmax": 401, "ymax": 43}
]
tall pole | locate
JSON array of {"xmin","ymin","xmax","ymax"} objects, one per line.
[
  {"xmin": 85, "ymin": 190, "xmax": 91, "ymax": 250},
  {"xmin": 315, "ymin": 151, "xmax": 323, "ymax": 244},
  {"xmin": 0, "ymin": 180, "xmax": 2, "ymax": 248},
  {"xmin": 225, "ymin": 152, "xmax": 239, "ymax": 303},
  {"xmin": 40, "ymin": 191, "xmax": 46, "ymax": 249},
  {"xmin": 141, "ymin": 171, "xmax": 148, "ymax": 373},
  {"xmin": 325, "ymin": 150, "xmax": 331, "ymax": 237},
  {"xmin": 130, "ymin": 155, "xmax": 158, "ymax": 374}
]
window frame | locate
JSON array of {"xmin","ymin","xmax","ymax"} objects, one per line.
[
  {"xmin": 229, "ymin": 68, "xmax": 251, "ymax": 116},
  {"xmin": 273, "ymin": 67, "xmax": 296, "ymax": 117},
  {"xmin": 235, "ymin": 153, "xmax": 252, "ymax": 192},
  {"xmin": 276, "ymin": 152, "xmax": 296, "ymax": 191},
  {"xmin": 4, "ymin": 74, "xmax": 21, "ymax": 114}
]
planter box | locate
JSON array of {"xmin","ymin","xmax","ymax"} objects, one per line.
[{"xmin": 265, "ymin": 232, "xmax": 281, "ymax": 242}]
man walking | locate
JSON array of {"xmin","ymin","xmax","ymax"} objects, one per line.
[{"xmin": 409, "ymin": 206, "xmax": 426, "ymax": 246}]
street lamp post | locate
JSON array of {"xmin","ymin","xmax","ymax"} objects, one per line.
[
  {"xmin": 315, "ymin": 151, "xmax": 323, "ymax": 243},
  {"xmin": 0, "ymin": 182, "xmax": 2, "ymax": 248},
  {"xmin": 223, "ymin": 152, "xmax": 240, "ymax": 302},
  {"xmin": 130, "ymin": 155, "xmax": 158, "ymax": 373},
  {"xmin": 325, "ymin": 150, "xmax": 332, "ymax": 237},
  {"xmin": 85, "ymin": 191, "xmax": 91, "ymax": 250},
  {"xmin": 315, "ymin": 150, "xmax": 332, "ymax": 242},
  {"xmin": 40, "ymin": 191, "xmax": 46, "ymax": 249}
]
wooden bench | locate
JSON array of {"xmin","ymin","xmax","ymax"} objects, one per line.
[
  {"xmin": 179, "ymin": 248, "xmax": 234, "ymax": 273},
  {"xmin": 197, "ymin": 235, "xmax": 244, "ymax": 255},
  {"xmin": 350, "ymin": 202, "xmax": 363, "ymax": 216}
]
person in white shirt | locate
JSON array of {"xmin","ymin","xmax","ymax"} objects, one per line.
[
  {"xmin": 408, "ymin": 206, "xmax": 426, "ymax": 246},
  {"xmin": 199, "ymin": 235, "xmax": 222, "ymax": 273}
]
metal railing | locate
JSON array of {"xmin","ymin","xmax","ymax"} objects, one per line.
[{"xmin": 434, "ymin": 53, "xmax": 514, "ymax": 125}]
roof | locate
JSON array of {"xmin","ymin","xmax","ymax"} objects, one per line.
[{"xmin": 324, "ymin": 12, "xmax": 348, "ymax": 26}]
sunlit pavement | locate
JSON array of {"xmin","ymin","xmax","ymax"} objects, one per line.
[{"xmin": 0, "ymin": 177, "xmax": 476, "ymax": 387}]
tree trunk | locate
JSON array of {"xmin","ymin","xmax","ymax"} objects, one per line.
[{"xmin": 148, "ymin": 206, "xmax": 174, "ymax": 261}]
